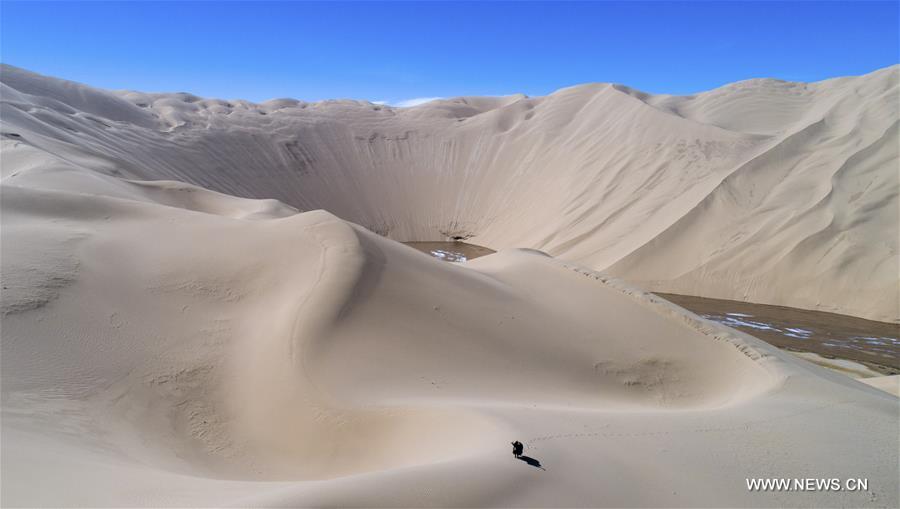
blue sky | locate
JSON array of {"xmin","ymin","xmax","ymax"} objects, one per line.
[{"xmin": 2, "ymin": 1, "xmax": 897, "ymax": 104}]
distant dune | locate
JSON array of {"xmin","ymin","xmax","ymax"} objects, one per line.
[
  {"xmin": 2, "ymin": 64, "xmax": 897, "ymax": 321},
  {"xmin": 1, "ymin": 65, "xmax": 897, "ymax": 507}
]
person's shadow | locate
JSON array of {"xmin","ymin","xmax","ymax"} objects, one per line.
[{"xmin": 517, "ymin": 455, "xmax": 546, "ymax": 471}]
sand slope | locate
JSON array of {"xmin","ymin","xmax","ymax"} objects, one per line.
[
  {"xmin": 1, "ymin": 169, "xmax": 898, "ymax": 506},
  {"xmin": 861, "ymin": 375, "xmax": 900, "ymax": 397},
  {"xmin": 1, "ymin": 66, "xmax": 898, "ymax": 506},
  {"xmin": 1, "ymin": 64, "xmax": 897, "ymax": 321}
]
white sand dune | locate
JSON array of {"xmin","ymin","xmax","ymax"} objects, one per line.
[
  {"xmin": 1, "ymin": 66, "xmax": 898, "ymax": 507},
  {"xmin": 2, "ymin": 64, "xmax": 897, "ymax": 321}
]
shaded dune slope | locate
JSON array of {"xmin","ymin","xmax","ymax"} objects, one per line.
[
  {"xmin": 2, "ymin": 64, "xmax": 897, "ymax": 321},
  {"xmin": 1, "ymin": 179, "xmax": 775, "ymax": 481}
]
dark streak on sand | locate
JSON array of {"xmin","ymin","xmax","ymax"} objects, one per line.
[
  {"xmin": 658, "ymin": 293, "xmax": 900, "ymax": 375},
  {"xmin": 404, "ymin": 241, "xmax": 495, "ymax": 263}
]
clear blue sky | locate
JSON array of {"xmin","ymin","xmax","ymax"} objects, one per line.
[{"xmin": 2, "ymin": 1, "xmax": 897, "ymax": 104}]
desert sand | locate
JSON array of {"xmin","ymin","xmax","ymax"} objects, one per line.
[
  {"xmin": 1, "ymin": 65, "xmax": 898, "ymax": 507},
  {"xmin": 860, "ymin": 375, "xmax": 900, "ymax": 397},
  {"xmin": 2, "ymin": 63, "xmax": 897, "ymax": 321}
]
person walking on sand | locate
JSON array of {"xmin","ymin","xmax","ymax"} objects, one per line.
[{"xmin": 511, "ymin": 440, "xmax": 524, "ymax": 458}]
